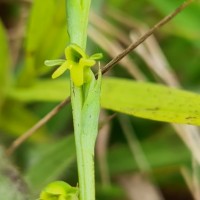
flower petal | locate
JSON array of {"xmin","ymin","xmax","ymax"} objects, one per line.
[
  {"xmin": 65, "ymin": 44, "xmax": 86, "ymax": 62},
  {"xmin": 52, "ymin": 61, "xmax": 69, "ymax": 79},
  {"xmin": 44, "ymin": 59, "xmax": 66, "ymax": 67},
  {"xmin": 89, "ymin": 53, "xmax": 103, "ymax": 60},
  {"xmin": 80, "ymin": 58, "xmax": 95, "ymax": 67}
]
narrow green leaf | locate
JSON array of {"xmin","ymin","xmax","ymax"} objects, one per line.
[
  {"xmin": 0, "ymin": 20, "xmax": 10, "ymax": 111},
  {"xmin": 9, "ymin": 77, "xmax": 200, "ymax": 126},
  {"xmin": 82, "ymin": 71, "xmax": 102, "ymax": 149},
  {"xmin": 18, "ymin": 0, "xmax": 57, "ymax": 85},
  {"xmin": 26, "ymin": 0, "xmax": 55, "ymax": 53},
  {"xmin": 36, "ymin": 0, "xmax": 69, "ymax": 75}
]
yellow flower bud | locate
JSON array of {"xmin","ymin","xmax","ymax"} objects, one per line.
[{"xmin": 39, "ymin": 181, "xmax": 79, "ymax": 200}]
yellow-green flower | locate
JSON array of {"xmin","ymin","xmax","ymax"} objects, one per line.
[
  {"xmin": 45, "ymin": 44, "xmax": 103, "ymax": 87},
  {"xmin": 39, "ymin": 181, "xmax": 79, "ymax": 200}
]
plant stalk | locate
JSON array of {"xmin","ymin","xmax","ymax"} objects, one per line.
[{"xmin": 66, "ymin": 1, "xmax": 99, "ymax": 200}]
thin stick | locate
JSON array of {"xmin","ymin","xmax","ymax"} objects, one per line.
[
  {"xmin": 6, "ymin": 97, "xmax": 71, "ymax": 156},
  {"xmin": 6, "ymin": 0, "xmax": 193, "ymax": 156},
  {"xmin": 100, "ymin": 0, "xmax": 193, "ymax": 76}
]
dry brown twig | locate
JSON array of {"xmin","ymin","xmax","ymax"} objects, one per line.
[
  {"xmin": 88, "ymin": 26, "xmax": 146, "ymax": 80},
  {"xmin": 6, "ymin": 0, "xmax": 194, "ymax": 156},
  {"xmin": 6, "ymin": 98, "xmax": 71, "ymax": 155}
]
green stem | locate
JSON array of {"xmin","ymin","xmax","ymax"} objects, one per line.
[
  {"xmin": 71, "ymin": 81, "xmax": 100, "ymax": 200},
  {"xmin": 71, "ymin": 85, "xmax": 91, "ymax": 200},
  {"xmin": 66, "ymin": 0, "xmax": 91, "ymax": 49},
  {"xmin": 66, "ymin": 1, "xmax": 99, "ymax": 200},
  {"xmin": 74, "ymin": 115, "xmax": 96, "ymax": 200}
]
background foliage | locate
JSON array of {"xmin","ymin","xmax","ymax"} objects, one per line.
[{"xmin": 0, "ymin": 0, "xmax": 200, "ymax": 199}]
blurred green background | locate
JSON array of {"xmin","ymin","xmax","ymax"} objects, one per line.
[{"xmin": 0, "ymin": 0, "xmax": 200, "ymax": 199}]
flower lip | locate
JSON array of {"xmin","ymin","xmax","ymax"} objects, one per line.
[{"xmin": 65, "ymin": 44, "xmax": 86, "ymax": 64}]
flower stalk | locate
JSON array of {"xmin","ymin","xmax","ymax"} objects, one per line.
[
  {"xmin": 44, "ymin": 1, "xmax": 102, "ymax": 199},
  {"xmin": 65, "ymin": 1, "xmax": 102, "ymax": 200}
]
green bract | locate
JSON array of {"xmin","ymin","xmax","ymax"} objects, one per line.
[
  {"xmin": 39, "ymin": 181, "xmax": 79, "ymax": 200},
  {"xmin": 45, "ymin": 44, "xmax": 103, "ymax": 87}
]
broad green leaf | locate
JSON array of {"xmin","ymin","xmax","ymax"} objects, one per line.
[
  {"xmin": 8, "ymin": 78, "xmax": 200, "ymax": 126},
  {"xmin": 8, "ymin": 79, "xmax": 70, "ymax": 102},
  {"xmin": 25, "ymin": 135, "xmax": 76, "ymax": 193},
  {"xmin": 0, "ymin": 146, "xmax": 30, "ymax": 200},
  {"xmin": 0, "ymin": 20, "xmax": 10, "ymax": 111},
  {"xmin": 101, "ymin": 78, "xmax": 200, "ymax": 125}
]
